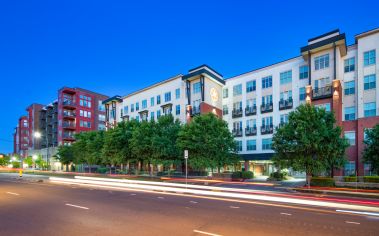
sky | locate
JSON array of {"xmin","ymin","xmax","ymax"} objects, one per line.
[{"xmin": 0, "ymin": 0, "xmax": 378, "ymax": 153}]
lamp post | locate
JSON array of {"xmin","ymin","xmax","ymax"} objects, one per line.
[
  {"xmin": 34, "ymin": 131, "xmax": 49, "ymax": 170},
  {"xmin": 184, "ymin": 150, "xmax": 188, "ymax": 188}
]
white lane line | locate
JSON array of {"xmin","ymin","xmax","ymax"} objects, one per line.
[
  {"xmin": 157, "ymin": 196, "xmax": 165, "ymax": 199},
  {"xmin": 6, "ymin": 192, "xmax": 20, "ymax": 196},
  {"xmin": 190, "ymin": 201, "xmax": 198, "ymax": 204},
  {"xmin": 193, "ymin": 229, "xmax": 222, "ymax": 236},
  {"xmin": 130, "ymin": 193, "xmax": 136, "ymax": 196},
  {"xmin": 229, "ymin": 206, "xmax": 240, "ymax": 209},
  {"xmin": 65, "ymin": 204, "xmax": 89, "ymax": 210},
  {"xmin": 345, "ymin": 221, "xmax": 360, "ymax": 225},
  {"xmin": 280, "ymin": 212, "xmax": 292, "ymax": 216},
  {"xmin": 336, "ymin": 209, "xmax": 379, "ymax": 217}
]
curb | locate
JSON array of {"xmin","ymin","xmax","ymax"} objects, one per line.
[{"xmin": 292, "ymin": 188, "xmax": 379, "ymax": 199}]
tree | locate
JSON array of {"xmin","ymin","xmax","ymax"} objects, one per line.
[
  {"xmin": 35, "ymin": 156, "xmax": 47, "ymax": 169},
  {"xmin": 177, "ymin": 113, "xmax": 238, "ymax": 172},
  {"xmin": 272, "ymin": 104, "xmax": 348, "ymax": 186},
  {"xmin": 363, "ymin": 124, "xmax": 379, "ymax": 175},
  {"xmin": 24, "ymin": 156, "xmax": 34, "ymax": 167},
  {"xmin": 0, "ymin": 155, "xmax": 10, "ymax": 166},
  {"xmin": 56, "ymin": 145, "xmax": 75, "ymax": 171},
  {"xmin": 130, "ymin": 120, "xmax": 155, "ymax": 174},
  {"xmin": 152, "ymin": 115, "xmax": 182, "ymax": 170}
]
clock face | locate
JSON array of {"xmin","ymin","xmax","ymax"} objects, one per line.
[{"xmin": 210, "ymin": 88, "xmax": 219, "ymax": 102}]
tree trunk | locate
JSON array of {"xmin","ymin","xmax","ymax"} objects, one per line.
[
  {"xmin": 217, "ymin": 166, "xmax": 220, "ymax": 173},
  {"xmin": 306, "ymin": 171, "xmax": 311, "ymax": 188}
]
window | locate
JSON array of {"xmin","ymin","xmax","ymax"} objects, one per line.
[
  {"xmin": 262, "ymin": 117, "xmax": 273, "ymax": 127},
  {"xmin": 150, "ymin": 97, "xmax": 155, "ymax": 106},
  {"xmin": 262, "ymin": 95, "xmax": 273, "ymax": 105},
  {"xmin": 236, "ymin": 140, "xmax": 243, "ymax": 152},
  {"xmin": 233, "ymin": 84, "xmax": 242, "ymax": 96},
  {"xmin": 299, "ymin": 65, "xmax": 309, "ymax": 79},
  {"xmin": 223, "ymin": 88, "xmax": 228, "ymax": 98},
  {"xmin": 315, "ymin": 103, "xmax": 331, "ymax": 112},
  {"xmin": 233, "ymin": 101, "xmax": 242, "ymax": 110},
  {"xmin": 98, "ymin": 114, "xmax": 105, "ymax": 122},
  {"xmin": 246, "ymin": 119, "xmax": 256, "ymax": 128},
  {"xmin": 79, "ymin": 110, "xmax": 91, "ymax": 118},
  {"xmin": 364, "ymin": 74, "xmax": 376, "ymax": 90},
  {"xmin": 344, "ymin": 161, "xmax": 356, "ymax": 176},
  {"xmin": 164, "ymin": 92, "xmax": 171, "ymax": 102},
  {"xmin": 364, "ymin": 128, "xmax": 372, "ymax": 142},
  {"xmin": 157, "ymin": 95, "xmax": 161, "ymax": 105},
  {"xmin": 131, "ymin": 104, "xmax": 134, "ymax": 112},
  {"xmin": 80, "ymin": 120, "xmax": 91, "ymax": 128},
  {"xmin": 233, "ymin": 121, "xmax": 243, "ymax": 131},
  {"xmin": 280, "ymin": 114, "xmax": 289, "ymax": 124},
  {"xmin": 280, "ymin": 90, "xmax": 292, "ymax": 101},
  {"xmin": 246, "ymin": 80, "xmax": 256, "ymax": 92},
  {"xmin": 157, "ymin": 110, "xmax": 161, "ymax": 118},
  {"xmin": 299, "ymin": 87, "xmax": 306, "ymax": 101},
  {"xmin": 79, "ymin": 95, "xmax": 92, "ymax": 108},
  {"xmin": 193, "ymin": 82, "xmax": 201, "ymax": 94},
  {"xmin": 150, "ymin": 112, "xmax": 155, "ymax": 121},
  {"xmin": 314, "ymin": 54, "xmax": 329, "ymax": 70},
  {"xmin": 364, "ymin": 50, "xmax": 376, "ymax": 66},
  {"xmin": 142, "ymin": 99, "xmax": 147, "ymax": 109},
  {"xmin": 344, "ymin": 107, "xmax": 355, "ymax": 121},
  {"xmin": 344, "ymin": 57, "xmax": 355, "ymax": 72},
  {"xmin": 315, "ymin": 77, "xmax": 331, "ymax": 89},
  {"xmin": 124, "ymin": 106, "xmax": 128, "ymax": 114},
  {"xmin": 364, "ymin": 102, "xmax": 376, "ymax": 117},
  {"xmin": 98, "ymin": 101, "xmax": 105, "ymax": 111},
  {"xmin": 222, "ymin": 105, "xmax": 228, "ymax": 115},
  {"xmin": 247, "ymin": 140, "xmax": 256, "ymax": 151},
  {"xmin": 262, "ymin": 138, "xmax": 272, "ymax": 150},
  {"xmin": 135, "ymin": 102, "xmax": 139, "ymax": 111},
  {"xmin": 176, "ymin": 105, "xmax": 180, "ymax": 115},
  {"xmin": 246, "ymin": 98, "xmax": 256, "ymax": 108},
  {"xmin": 280, "ymin": 70, "xmax": 292, "ymax": 85},
  {"xmin": 175, "ymin": 88, "xmax": 180, "ymax": 99},
  {"xmin": 98, "ymin": 123, "xmax": 105, "ymax": 131},
  {"xmin": 344, "ymin": 81, "xmax": 355, "ymax": 95},
  {"xmin": 345, "ymin": 131, "xmax": 356, "ymax": 146},
  {"xmin": 262, "ymin": 76, "xmax": 272, "ymax": 89},
  {"xmin": 136, "ymin": 116, "xmax": 139, "ymax": 122}
]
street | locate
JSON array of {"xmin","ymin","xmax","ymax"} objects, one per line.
[{"xmin": 1, "ymin": 174, "xmax": 379, "ymax": 236}]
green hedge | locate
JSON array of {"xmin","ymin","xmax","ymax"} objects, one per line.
[
  {"xmin": 269, "ymin": 171, "xmax": 288, "ymax": 181},
  {"xmin": 96, "ymin": 167, "xmax": 107, "ymax": 174},
  {"xmin": 232, "ymin": 171, "xmax": 254, "ymax": 180},
  {"xmin": 344, "ymin": 176, "xmax": 358, "ymax": 182},
  {"xmin": 363, "ymin": 176, "xmax": 379, "ymax": 183},
  {"xmin": 310, "ymin": 177, "xmax": 335, "ymax": 187}
]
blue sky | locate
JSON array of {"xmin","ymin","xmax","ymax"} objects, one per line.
[{"xmin": 0, "ymin": 0, "xmax": 378, "ymax": 153}]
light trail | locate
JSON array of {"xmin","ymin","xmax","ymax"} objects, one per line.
[{"xmin": 50, "ymin": 177, "xmax": 379, "ymax": 213}]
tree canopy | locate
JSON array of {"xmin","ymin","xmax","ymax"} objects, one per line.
[{"xmin": 363, "ymin": 124, "xmax": 379, "ymax": 175}]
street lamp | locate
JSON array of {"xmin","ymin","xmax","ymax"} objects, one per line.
[
  {"xmin": 34, "ymin": 131, "xmax": 41, "ymax": 139},
  {"xmin": 34, "ymin": 131, "xmax": 49, "ymax": 170}
]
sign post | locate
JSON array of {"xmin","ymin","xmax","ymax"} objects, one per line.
[{"xmin": 184, "ymin": 150, "xmax": 188, "ymax": 188}]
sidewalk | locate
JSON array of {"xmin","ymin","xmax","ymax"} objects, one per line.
[{"xmin": 292, "ymin": 186, "xmax": 379, "ymax": 199}]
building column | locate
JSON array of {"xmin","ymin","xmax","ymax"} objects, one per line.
[
  {"xmin": 332, "ymin": 80, "xmax": 342, "ymax": 127},
  {"xmin": 244, "ymin": 160, "xmax": 249, "ymax": 171}
]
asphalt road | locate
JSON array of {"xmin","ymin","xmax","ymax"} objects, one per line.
[{"xmin": 1, "ymin": 174, "xmax": 379, "ymax": 236}]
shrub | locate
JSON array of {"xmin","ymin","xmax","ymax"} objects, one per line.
[
  {"xmin": 343, "ymin": 176, "xmax": 358, "ymax": 182},
  {"xmin": 310, "ymin": 177, "xmax": 334, "ymax": 187},
  {"xmin": 241, "ymin": 171, "xmax": 254, "ymax": 179},
  {"xmin": 231, "ymin": 171, "xmax": 242, "ymax": 179},
  {"xmin": 97, "ymin": 167, "xmax": 107, "ymax": 174},
  {"xmin": 269, "ymin": 171, "xmax": 288, "ymax": 181},
  {"xmin": 363, "ymin": 176, "xmax": 379, "ymax": 183}
]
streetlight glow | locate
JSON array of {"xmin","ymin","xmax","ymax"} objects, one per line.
[
  {"xmin": 32, "ymin": 155, "xmax": 38, "ymax": 160},
  {"xmin": 34, "ymin": 132, "xmax": 42, "ymax": 138}
]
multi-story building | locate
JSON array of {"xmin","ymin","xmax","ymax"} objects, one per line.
[
  {"xmin": 39, "ymin": 101, "xmax": 59, "ymax": 148},
  {"xmin": 58, "ymin": 87, "xmax": 108, "ymax": 146},
  {"xmin": 104, "ymin": 28, "xmax": 379, "ymax": 176},
  {"xmin": 13, "ymin": 116, "xmax": 29, "ymax": 157},
  {"xmin": 26, "ymin": 103, "xmax": 44, "ymax": 150}
]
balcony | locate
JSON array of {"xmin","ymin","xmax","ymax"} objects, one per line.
[
  {"xmin": 62, "ymin": 122, "xmax": 76, "ymax": 130},
  {"xmin": 279, "ymin": 98, "xmax": 293, "ymax": 110},
  {"xmin": 62, "ymin": 100, "xmax": 76, "ymax": 109},
  {"xmin": 63, "ymin": 134, "xmax": 75, "ymax": 141},
  {"xmin": 245, "ymin": 127, "xmax": 257, "ymax": 136},
  {"xmin": 232, "ymin": 108, "xmax": 243, "ymax": 118},
  {"xmin": 63, "ymin": 112, "xmax": 76, "ymax": 119},
  {"xmin": 261, "ymin": 124, "xmax": 274, "ymax": 135},
  {"xmin": 232, "ymin": 128, "xmax": 243, "ymax": 137},
  {"xmin": 312, "ymin": 85, "xmax": 332, "ymax": 100},
  {"xmin": 191, "ymin": 106, "xmax": 201, "ymax": 116},
  {"xmin": 245, "ymin": 106, "xmax": 257, "ymax": 116},
  {"xmin": 261, "ymin": 103, "xmax": 273, "ymax": 114}
]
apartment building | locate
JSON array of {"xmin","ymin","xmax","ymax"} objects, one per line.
[
  {"xmin": 13, "ymin": 116, "xmax": 29, "ymax": 157},
  {"xmin": 104, "ymin": 28, "xmax": 378, "ymax": 176}
]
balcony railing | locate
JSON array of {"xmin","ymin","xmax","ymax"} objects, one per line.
[
  {"xmin": 261, "ymin": 103, "xmax": 273, "ymax": 113},
  {"xmin": 232, "ymin": 108, "xmax": 243, "ymax": 118},
  {"xmin": 245, "ymin": 106, "xmax": 257, "ymax": 116},
  {"xmin": 312, "ymin": 85, "xmax": 332, "ymax": 100},
  {"xmin": 191, "ymin": 106, "xmax": 201, "ymax": 116},
  {"xmin": 279, "ymin": 98, "xmax": 293, "ymax": 110},
  {"xmin": 261, "ymin": 124, "xmax": 274, "ymax": 135},
  {"xmin": 245, "ymin": 127, "xmax": 257, "ymax": 136},
  {"xmin": 63, "ymin": 100, "xmax": 76, "ymax": 107},
  {"xmin": 63, "ymin": 112, "xmax": 76, "ymax": 118},
  {"xmin": 63, "ymin": 122, "xmax": 76, "ymax": 129},
  {"xmin": 63, "ymin": 134, "xmax": 75, "ymax": 140},
  {"xmin": 232, "ymin": 128, "xmax": 243, "ymax": 137}
]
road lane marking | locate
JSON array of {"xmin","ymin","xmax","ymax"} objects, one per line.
[
  {"xmin": 6, "ymin": 192, "xmax": 19, "ymax": 196},
  {"xmin": 229, "ymin": 206, "xmax": 240, "ymax": 209},
  {"xmin": 157, "ymin": 196, "xmax": 164, "ymax": 199},
  {"xmin": 336, "ymin": 210, "xmax": 379, "ymax": 217},
  {"xmin": 190, "ymin": 201, "xmax": 198, "ymax": 204},
  {"xmin": 193, "ymin": 230, "xmax": 222, "ymax": 236},
  {"xmin": 345, "ymin": 221, "xmax": 360, "ymax": 225},
  {"xmin": 130, "ymin": 193, "xmax": 136, "ymax": 196},
  {"xmin": 280, "ymin": 212, "xmax": 292, "ymax": 216},
  {"xmin": 65, "ymin": 204, "xmax": 89, "ymax": 210}
]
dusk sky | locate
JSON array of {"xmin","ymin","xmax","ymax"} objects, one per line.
[{"xmin": 0, "ymin": 0, "xmax": 378, "ymax": 153}]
